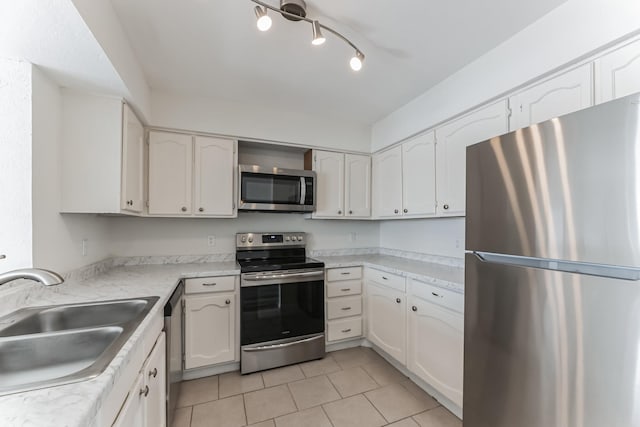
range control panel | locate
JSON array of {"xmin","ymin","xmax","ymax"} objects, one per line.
[{"xmin": 236, "ymin": 232, "xmax": 306, "ymax": 248}]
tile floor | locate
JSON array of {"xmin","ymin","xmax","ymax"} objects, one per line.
[{"xmin": 172, "ymin": 347, "xmax": 462, "ymax": 427}]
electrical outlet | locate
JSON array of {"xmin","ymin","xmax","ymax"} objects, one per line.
[
  {"xmin": 455, "ymin": 239, "xmax": 460, "ymax": 249},
  {"xmin": 207, "ymin": 235, "xmax": 216, "ymax": 247},
  {"xmin": 82, "ymin": 238, "xmax": 88, "ymax": 256},
  {"xmin": 348, "ymin": 232, "xmax": 357, "ymax": 242}
]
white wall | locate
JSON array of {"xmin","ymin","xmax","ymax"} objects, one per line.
[
  {"xmin": 31, "ymin": 67, "xmax": 112, "ymax": 273},
  {"xmin": 108, "ymin": 213, "xmax": 379, "ymax": 257},
  {"xmin": 150, "ymin": 90, "xmax": 371, "ymax": 153},
  {"xmin": 0, "ymin": 59, "xmax": 33, "ymax": 271},
  {"xmin": 379, "ymin": 218, "xmax": 465, "ymax": 260},
  {"xmin": 372, "ymin": 0, "xmax": 640, "ymax": 150}
]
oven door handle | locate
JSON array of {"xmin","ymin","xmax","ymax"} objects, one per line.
[
  {"xmin": 242, "ymin": 270, "xmax": 324, "ymax": 286},
  {"xmin": 242, "ymin": 335, "xmax": 324, "ymax": 352}
]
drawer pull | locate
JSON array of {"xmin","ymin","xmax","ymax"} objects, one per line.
[
  {"xmin": 341, "ymin": 328, "xmax": 352, "ymax": 333},
  {"xmin": 340, "ymin": 288, "xmax": 351, "ymax": 292},
  {"xmin": 382, "ymin": 276, "xmax": 388, "ymax": 280},
  {"xmin": 202, "ymin": 283, "xmax": 217, "ymax": 286},
  {"xmin": 412, "ymin": 306, "xmax": 418, "ymax": 312},
  {"xmin": 341, "ymin": 307, "xmax": 352, "ymax": 311},
  {"xmin": 340, "ymin": 272, "xmax": 351, "ymax": 275},
  {"xmin": 396, "ymin": 298, "xmax": 401, "ymax": 303},
  {"xmin": 431, "ymin": 292, "xmax": 442, "ymax": 298}
]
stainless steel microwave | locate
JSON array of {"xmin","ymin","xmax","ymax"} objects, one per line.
[{"xmin": 238, "ymin": 165, "xmax": 316, "ymax": 212}]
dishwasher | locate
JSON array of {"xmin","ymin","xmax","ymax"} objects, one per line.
[{"xmin": 164, "ymin": 281, "xmax": 184, "ymax": 425}]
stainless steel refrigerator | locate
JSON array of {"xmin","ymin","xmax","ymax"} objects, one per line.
[{"xmin": 464, "ymin": 92, "xmax": 640, "ymax": 427}]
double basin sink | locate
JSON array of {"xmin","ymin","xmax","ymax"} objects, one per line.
[{"xmin": 0, "ymin": 297, "xmax": 158, "ymax": 395}]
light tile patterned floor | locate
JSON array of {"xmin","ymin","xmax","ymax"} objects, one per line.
[{"xmin": 172, "ymin": 347, "xmax": 462, "ymax": 427}]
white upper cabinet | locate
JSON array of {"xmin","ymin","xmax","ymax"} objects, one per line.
[
  {"xmin": 373, "ymin": 146, "xmax": 403, "ymax": 218},
  {"xmin": 148, "ymin": 131, "xmax": 193, "ymax": 216},
  {"xmin": 194, "ymin": 136, "xmax": 237, "ymax": 217},
  {"xmin": 60, "ymin": 92, "xmax": 146, "ymax": 215},
  {"xmin": 313, "ymin": 150, "xmax": 370, "ymax": 219},
  {"xmin": 345, "ymin": 154, "xmax": 371, "ymax": 218},
  {"xmin": 121, "ymin": 104, "xmax": 145, "ymax": 213},
  {"xmin": 510, "ymin": 63, "xmax": 594, "ymax": 131},
  {"xmin": 314, "ymin": 150, "xmax": 345, "ymax": 218},
  {"xmin": 402, "ymin": 132, "xmax": 436, "ymax": 217},
  {"xmin": 435, "ymin": 100, "xmax": 509, "ymax": 217},
  {"xmin": 595, "ymin": 38, "xmax": 640, "ymax": 104}
]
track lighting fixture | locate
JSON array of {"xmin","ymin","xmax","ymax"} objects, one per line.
[{"xmin": 250, "ymin": 0, "xmax": 365, "ymax": 71}]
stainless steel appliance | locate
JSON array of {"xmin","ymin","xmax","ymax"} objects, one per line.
[
  {"xmin": 238, "ymin": 165, "xmax": 316, "ymax": 212},
  {"xmin": 164, "ymin": 281, "xmax": 184, "ymax": 425},
  {"xmin": 237, "ymin": 232, "xmax": 325, "ymax": 374},
  {"xmin": 464, "ymin": 93, "xmax": 640, "ymax": 427}
]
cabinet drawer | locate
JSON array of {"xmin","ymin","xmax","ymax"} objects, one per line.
[
  {"xmin": 327, "ymin": 317, "xmax": 362, "ymax": 342},
  {"xmin": 327, "ymin": 280, "xmax": 362, "ymax": 298},
  {"xmin": 410, "ymin": 279, "xmax": 463, "ymax": 314},
  {"xmin": 185, "ymin": 276, "xmax": 236, "ymax": 294},
  {"xmin": 365, "ymin": 268, "xmax": 406, "ymax": 292},
  {"xmin": 327, "ymin": 267, "xmax": 362, "ymax": 282},
  {"xmin": 327, "ymin": 296, "xmax": 362, "ymax": 320}
]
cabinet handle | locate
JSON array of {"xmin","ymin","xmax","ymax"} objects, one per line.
[
  {"xmin": 0, "ymin": 255, "xmax": 5, "ymax": 260},
  {"xmin": 338, "ymin": 210, "xmax": 342, "ymax": 215},
  {"xmin": 443, "ymin": 204, "xmax": 449, "ymax": 210},
  {"xmin": 340, "ymin": 288, "xmax": 351, "ymax": 292},
  {"xmin": 225, "ymin": 299, "xmax": 231, "ymax": 305},
  {"xmin": 199, "ymin": 207, "xmax": 204, "ymax": 212},
  {"xmin": 139, "ymin": 385, "xmax": 149, "ymax": 397},
  {"xmin": 431, "ymin": 292, "xmax": 443, "ymax": 298},
  {"xmin": 340, "ymin": 272, "xmax": 351, "ymax": 275},
  {"xmin": 412, "ymin": 306, "xmax": 418, "ymax": 312},
  {"xmin": 341, "ymin": 307, "xmax": 352, "ymax": 311},
  {"xmin": 382, "ymin": 276, "xmax": 388, "ymax": 280},
  {"xmin": 394, "ymin": 209, "xmax": 399, "ymax": 214},
  {"xmin": 181, "ymin": 206, "xmax": 187, "ymax": 212},
  {"xmin": 202, "ymin": 283, "xmax": 217, "ymax": 287},
  {"xmin": 149, "ymin": 368, "xmax": 158, "ymax": 378},
  {"xmin": 129, "ymin": 200, "xmax": 133, "ymax": 205},
  {"xmin": 396, "ymin": 298, "xmax": 401, "ymax": 303},
  {"xmin": 341, "ymin": 328, "xmax": 352, "ymax": 333},
  {"xmin": 403, "ymin": 208, "xmax": 408, "ymax": 213}
]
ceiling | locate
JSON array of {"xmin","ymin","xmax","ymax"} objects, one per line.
[{"xmin": 110, "ymin": 0, "xmax": 567, "ymax": 124}]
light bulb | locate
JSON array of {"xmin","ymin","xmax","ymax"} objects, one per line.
[
  {"xmin": 254, "ymin": 6, "xmax": 272, "ymax": 32},
  {"xmin": 312, "ymin": 21, "xmax": 325, "ymax": 45},
  {"xmin": 350, "ymin": 51, "xmax": 364, "ymax": 71}
]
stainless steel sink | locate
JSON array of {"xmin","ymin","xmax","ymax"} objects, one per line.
[{"xmin": 0, "ymin": 297, "xmax": 159, "ymax": 395}]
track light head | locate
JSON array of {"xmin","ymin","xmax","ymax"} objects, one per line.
[
  {"xmin": 254, "ymin": 6, "xmax": 272, "ymax": 31},
  {"xmin": 311, "ymin": 21, "xmax": 325, "ymax": 46},
  {"xmin": 350, "ymin": 50, "xmax": 364, "ymax": 71}
]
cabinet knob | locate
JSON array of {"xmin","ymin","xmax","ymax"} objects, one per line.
[
  {"xmin": 403, "ymin": 208, "xmax": 408, "ymax": 213},
  {"xmin": 199, "ymin": 207, "xmax": 204, "ymax": 212},
  {"xmin": 412, "ymin": 306, "xmax": 418, "ymax": 312},
  {"xmin": 443, "ymin": 204, "xmax": 449, "ymax": 210},
  {"xmin": 338, "ymin": 210, "xmax": 342, "ymax": 215},
  {"xmin": 149, "ymin": 368, "xmax": 158, "ymax": 378},
  {"xmin": 225, "ymin": 299, "xmax": 231, "ymax": 305},
  {"xmin": 0, "ymin": 254, "xmax": 5, "ymax": 260},
  {"xmin": 181, "ymin": 206, "xmax": 187, "ymax": 212},
  {"xmin": 139, "ymin": 385, "xmax": 149, "ymax": 397},
  {"xmin": 394, "ymin": 209, "xmax": 399, "ymax": 214},
  {"xmin": 396, "ymin": 298, "xmax": 401, "ymax": 303},
  {"xmin": 349, "ymin": 210, "xmax": 353, "ymax": 214}
]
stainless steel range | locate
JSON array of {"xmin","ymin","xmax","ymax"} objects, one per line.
[{"xmin": 236, "ymin": 232, "xmax": 325, "ymax": 374}]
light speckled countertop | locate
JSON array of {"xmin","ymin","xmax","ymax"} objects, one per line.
[
  {"xmin": 0, "ymin": 253, "xmax": 463, "ymax": 426},
  {"xmin": 315, "ymin": 254, "xmax": 464, "ymax": 293}
]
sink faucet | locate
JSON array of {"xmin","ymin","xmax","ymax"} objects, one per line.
[{"xmin": 0, "ymin": 268, "xmax": 64, "ymax": 286}]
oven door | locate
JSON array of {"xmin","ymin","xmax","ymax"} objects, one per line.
[
  {"xmin": 238, "ymin": 165, "xmax": 315, "ymax": 212},
  {"xmin": 240, "ymin": 269, "xmax": 324, "ymax": 345}
]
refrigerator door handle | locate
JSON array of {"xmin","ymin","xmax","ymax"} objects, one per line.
[{"xmin": 473, "ymin": 251, "xmax": 640, "ymax": 281}]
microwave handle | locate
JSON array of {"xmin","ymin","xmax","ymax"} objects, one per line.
[{"xmin": 300, "ymin": 177, "xmax": 306, "ymax": 205}]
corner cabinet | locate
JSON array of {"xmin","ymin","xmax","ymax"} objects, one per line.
[
  {"xmin": 435, "ymin": 100, "xmax": 509, "ymax": 217},
  {"xmin": 312, "ymin": 150, "xmax": 371, "ymax": 219},
  {"xmin": 595, "ymin": 38, "xmax": 640, "ymax": 104},
  {"xmin": 60, "ymin": 91, "xmax": 146, "ymax": 215},
  {"xmin": 148, "ymin": 131, "xmax": 237, "ymax": 218}
]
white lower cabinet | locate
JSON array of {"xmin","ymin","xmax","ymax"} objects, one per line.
[
  {"xmin": 113, "ymin": 332, "xmax": 166, "ymax": 427},
  {"xmin": 365, "ymin": 279, "xmax": 406, "ymax": 364},
  {"xmin": 184, "ymin": 276, "xmax": 238, "ymax": 370},
  {"xmin": 325, "ymin": 267, "xmax": 363, "ymax": 343},
  {"xmin": 407, "ymin": 280, "xmax": 464, "ymax": 408}
]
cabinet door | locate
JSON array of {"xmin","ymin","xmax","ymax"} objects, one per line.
[
  {"xmin": 121, "ymin": 104, "xmax": 144, "ymax": 213},
  {"xmin": 510, "ymin": 63, "xmax": 593, "ymax": 131},
  {"xmin": 435, "ymin": 100, "xmax": 509, "ymax": 217},
  {"xmin": 366, "ymin": 282, "xmax": 406, "ymax": 364},
  {"xmin": 407, "ymin": 297, "xmax": 463, "ymax": 408},
  {"xmin": 372, "ymin": 146, "xmax": 403, "ymax": 218},
  {"xmin": 402, "ymin": 132, "xmax": 436, "ymax": 217},
  {"xmin": 194, "ymin": 136, "xmax": 236, "ymax": 217},
  {"xmin": 185, "ymin": 294, "xmax": 235, "ymax": 369},
  {"xmin": 345, "ymin": 154, "xmax": 371, "ymax": 218},
  {"xmin": 595, "ymin": 38, "xmax": 640, "ymax": 104},
  {"xmin": 314, "ymin": 150, "xmax": 345, "ymax": 218},
  {"xmin": 148, "ymin": 131, "xmax": 193, "ymax": 215},
  {"xmin": 143, "ymin": 332, "xmax": 166, "ymax": 427},
  {"xmin": 112, "ymin": 372, "xmax": 145, "ymax": 427}
]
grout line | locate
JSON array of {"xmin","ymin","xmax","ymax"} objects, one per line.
[
  {"xmin": 320, "ymin": 404, "xmax": 336, "ymax": 427},
  {"xmin": 241, "ymin": 393, "xmax": 248, "ymax": 426},
  {"xmin": 187, "ymin": 405, "xmax": 193, "ymax": 427},
  {"xmin": 362, "ymin": 391, "xmax": 390, "ymax": 424},
  {"xmin": 284, "ymin": 382, "xmax": 301, "ymax": 411}
]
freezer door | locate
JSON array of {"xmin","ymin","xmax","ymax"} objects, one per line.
[
  {"xmin": 465, "ymin": 92, "xmax": 640, "ymax": 267},
  {"xmin": 464, "ymin": 253, "xmax": 640, "ymax": 427}
]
